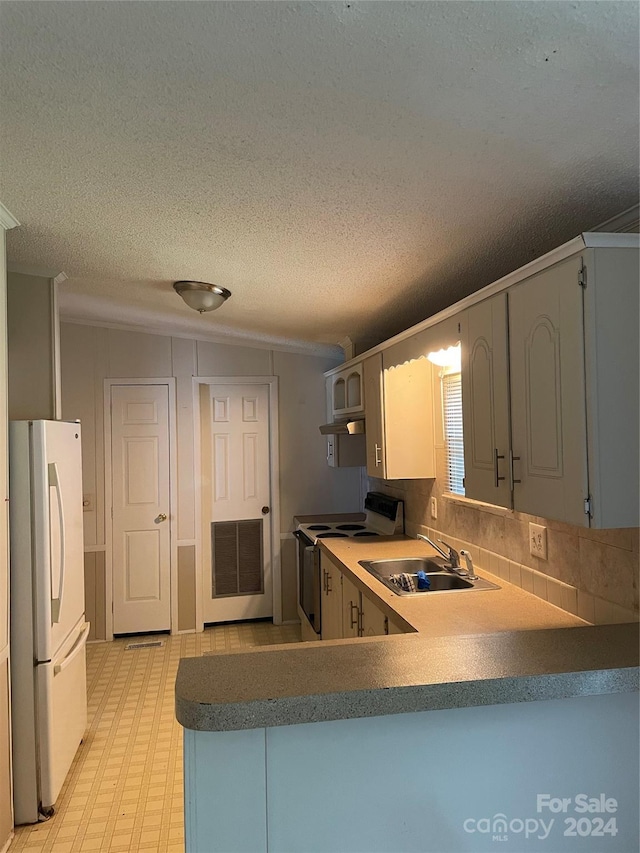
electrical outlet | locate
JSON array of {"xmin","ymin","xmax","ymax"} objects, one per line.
[
  {"xmin": 430, "ymin": 496, "xmax": 438, "ymax": 519},
  {"xmin": 529, "ymin": 523, "xmax": 548, "ymax": 560}
]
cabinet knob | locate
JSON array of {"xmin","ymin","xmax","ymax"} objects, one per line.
[{"xmin": 156, "ymin": 513, "xmax": 167, "ymax": 522}]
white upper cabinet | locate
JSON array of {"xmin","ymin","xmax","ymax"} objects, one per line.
[
  {"xmin": 509, "ymin": 254, "xmax": 590, "ymax": 526},
  {"xmin": 578, "ymin": 247, "xmax": 638, "ymax": 528},
  {"xmin": 460, "ymin": 293, "xmax": 511, "ymax": 508},
  {"xmin": 459, "ymin": 242, "xmax": 639, "ymax": 528},
  {"xmin": 363, "ymin": 353, "xmax": 386, "ymax": 476},
  {"xmin": 364, "ymin": 351, "xmax": 436, "ymax": 480},
  {"xmin": 509, "ymin": 246, "xmax": 639, "ymax": 528},
  {"xmin": 330, "ymin": 363, "xmax": 364, "ymax": 417},
  {"xmin": 328, "ymin": 232, "xmax": 638, "ymax": 527}
]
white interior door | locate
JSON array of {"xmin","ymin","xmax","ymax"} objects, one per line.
[
  {"xmin": 202, "ymin": 384, "xmax": 272, "ymax": 623},
  {"xmin": 111, "ymin": 384, "xmax": 171, "ymax": 634}
]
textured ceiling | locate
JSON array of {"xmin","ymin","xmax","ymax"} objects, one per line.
[{"xmin": 1, "ymin": 1, "xmax": 638, "ymax": 355}]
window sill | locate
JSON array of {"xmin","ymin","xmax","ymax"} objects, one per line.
[{"xmin": 441, "ymin": 492, "xmax": 514, "ymax": 518}]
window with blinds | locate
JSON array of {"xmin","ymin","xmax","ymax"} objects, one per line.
[{"xmin": 442, "ymin": 370, "xmax": 465, "ymax": 495}]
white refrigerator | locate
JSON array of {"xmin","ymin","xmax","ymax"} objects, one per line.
[{"xmin": 9, "ymin": 420, "xmax": 89, "ymax": 824}]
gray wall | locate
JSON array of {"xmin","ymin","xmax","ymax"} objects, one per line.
[{"xmin": 60, "ymin": 322, "xmax": 362, "ymax": 636}]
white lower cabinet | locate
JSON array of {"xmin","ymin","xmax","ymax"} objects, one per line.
[
  {"xmin": 321, "ymin": 555, "xmax": 397, "ymax": 639},
  {"xmin": 386, "ymin": 617, "xmax": 407, "ymax": 635},
  {"xmin": 360, "ymin": 591, "xmax": 388, "ymax": 637},
  {"xmin": 320, "ymin": 557, "xmax": 343, "ymax": 641},
  {"xmin": 341, "ymin": 573, "xmax": 360, "ymax": 639}
]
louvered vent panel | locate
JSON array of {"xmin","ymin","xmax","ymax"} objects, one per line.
[
  {"xmin": 211, "ymin": 519, "xmax": 264, "ymax": 598},
  {"xmin": 211, "ymin": 522, "xmax": 238, "ymax": 596},
  {"xmin": 238, "ymin": 520, "xmax": 263, "ymax": 594}
]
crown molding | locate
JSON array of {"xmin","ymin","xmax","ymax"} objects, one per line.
[
  {"xmin": 7, "ymin": 262, "xmax": 68, "ymax": 284},
  {"xmin": 324, "ymin": 230, "xmax": 639, "ymax": 377},
  {"xmin": 0, "ymin": 202, "xmax": 19, "ymax": 230},
  {"xmin": 591, "ymin": 203, "xmax": 639, "ymax": 234},
  {"xmin": 60, "ymin": 315, "xmax": 343, "ymax": 360}
]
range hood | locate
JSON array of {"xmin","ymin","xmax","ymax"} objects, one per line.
[{"xmin": 319, "ymin": 419, "xmax": 366, "ymax": 436}]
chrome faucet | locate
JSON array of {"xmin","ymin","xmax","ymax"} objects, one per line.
[
  {"xmin": 460, "ymin": 549, "xmax": 478, "ymax": 580},
  {"xmin": 438, "ymin": 538, "xmax": 461, "ymax": 570},
  {"xmin": 416, "ymin": 534, "xmax": 461, "ymax": 569}
]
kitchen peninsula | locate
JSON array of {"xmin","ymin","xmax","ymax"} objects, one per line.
[{"xmin": 176, "ymin": 537, "xmax": 639, "ymax": 853}]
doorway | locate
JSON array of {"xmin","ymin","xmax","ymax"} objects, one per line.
[
  {"xmin": 197, "ymin": 378, "xmax": 280, "ymax": 625},
  {"xmin": 106, "ymin": 381, "xmax": 176, "ymax": 636}
]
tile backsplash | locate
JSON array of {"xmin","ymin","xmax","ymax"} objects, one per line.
[{"xmin": 366, "ymin": 448, "xmax": 639, "ymax": 625}]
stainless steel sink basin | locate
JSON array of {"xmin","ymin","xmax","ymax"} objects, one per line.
[
  {"xmin": 416, "ymin": 573, "xmax": 473, "ymax": 591},
  {"xmin": 362, "ymin": 557, "xmax": 450, "ymax": 578},
  {"xmin": 358, "ymin": 558, "xmax": 500, "ymax": 596}
]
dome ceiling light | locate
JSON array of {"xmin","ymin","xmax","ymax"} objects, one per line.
[{"xmin": 173, "ymin": 280, "xmax": 232, "ymax": 314}]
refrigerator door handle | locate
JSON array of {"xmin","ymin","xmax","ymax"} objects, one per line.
[
  {"xmin": 48, "ymin": 462, "xmax": 66, "ymax": 623},
  {"xmin": 54, "ymin": 622, "xmax": 90, "ymax": 675}
]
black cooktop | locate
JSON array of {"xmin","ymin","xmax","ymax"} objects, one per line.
[
  {"xmin": 335, "ymin": 524, "xmax": 366, "ymax": 531},
  {"xmin": 316, "ymin": 532, "xmax": 348, "ymax": 538}
]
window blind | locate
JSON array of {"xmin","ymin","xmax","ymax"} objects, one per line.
[{"xmin": 443, "ymin": 371, "xmax": 465, "ymax": 495}]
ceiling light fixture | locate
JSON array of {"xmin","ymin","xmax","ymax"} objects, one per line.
[{"xmin": 173, "ymin": 280, "xmax": 231, "ymax": 314}]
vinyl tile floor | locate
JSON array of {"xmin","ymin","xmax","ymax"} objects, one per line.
[{"xmin": 9, "ymin": 621, "xmax": 301, "ymax": 853}]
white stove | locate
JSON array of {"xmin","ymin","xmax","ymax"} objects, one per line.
[
  {"xmin": 296, "ymin": 492, "xmax": 405, "ymax": 543},
  {"xmin": 298, "ymin": 522, "xmax": 382, "ymax": 541},
  {"xmin": 294, "ymin": 493, "xmax": 404, "ymax": 637}
]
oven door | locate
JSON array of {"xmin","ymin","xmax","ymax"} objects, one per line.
[{"xmin": 293, "ymin": 530, "xmax": 321, "ymax": 635}]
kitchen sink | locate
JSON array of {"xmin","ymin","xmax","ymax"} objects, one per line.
[
  {"xmin": 358, "ymin": 558, "xmax": 500, "ymax": 596},
  {"xmin": 361, "ymin": 556, "xmax": 450, "ymax": 578}
]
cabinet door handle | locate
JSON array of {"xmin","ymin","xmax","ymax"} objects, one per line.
[
  {"xmin": 375, "ymin": 443, "xmax": 382, "ymax": 466},
  {"xmin": 326, "ymin": 572, "xmax": 332, "ymax": 594},
  {"xmin": 494, "ymin": 448, "xmax": 505, "ymax": 488},
  {"xmin": 349, "ymin": 601, "xmax": 359, "ymax": 629},
  {"xmin": 322, "ymin": 569, "xmax": 327, "ymax": 595},
  {"xmin": 509, "ymin": 451, "xmax": 521, "ymax": 488}
]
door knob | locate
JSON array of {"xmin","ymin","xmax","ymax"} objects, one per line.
[
  {"xmin": 157, "ymin": 513, "xmax": 168, "ymax": 522},
  {"xmin": 261, "ymin": 506, "xmax": 270, "ymax": 515}
]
